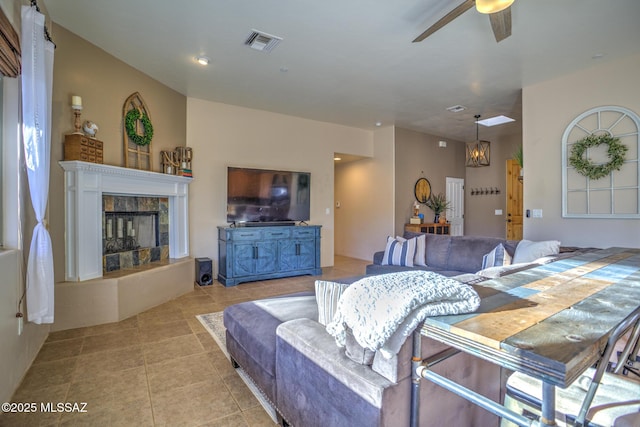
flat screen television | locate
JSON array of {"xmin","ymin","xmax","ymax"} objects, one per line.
[{"xmin": 226, "ymin": 167, "xmax": 311, "ymax": 224}]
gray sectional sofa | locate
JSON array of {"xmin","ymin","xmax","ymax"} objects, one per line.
[
  {"xmin": 223, "ymin": 233, "xmax": 576, "ymax": 426},
  {"xmin": 367, "ymin": 232, "xmax": 519, "ymax": 277}
]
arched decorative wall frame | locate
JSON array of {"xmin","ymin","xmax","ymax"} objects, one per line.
[{"xmin": 561, "ymin": 106, "xmax": 640, "ymax": 218}]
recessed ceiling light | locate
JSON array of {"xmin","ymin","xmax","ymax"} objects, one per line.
[
  {"xmin": 375, "ymin": 122, "xmax": 382, "ymax": 127},
  {"xmin": 476, "ymin": 115, "xmax": 515, "ymax": 127},
  {"xmin": 195, "ymin": 56, "xmax": 210, "ymax": 65},
  {"xmin": 592, "ymin": 53, "xmax": 605, "ymax": 60}
]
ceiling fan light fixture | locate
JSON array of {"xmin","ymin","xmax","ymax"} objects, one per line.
[{"xmin": 476, "ymin": 0, "xmax": 514, "ymax": 14}]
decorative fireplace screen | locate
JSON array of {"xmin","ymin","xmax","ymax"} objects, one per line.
[{"xmin": 102, "ymin": 195, "xmax": 169, "ymax": 273}]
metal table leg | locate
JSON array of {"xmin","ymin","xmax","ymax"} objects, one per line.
[
  {"xmin": 540, "ymin": 382, "xmax": 557, "ymax": 426},
  {"xmin": 410, "ymin": 332, "xmax": 422, "ymax": 427}
]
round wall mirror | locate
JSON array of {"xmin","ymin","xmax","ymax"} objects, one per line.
[{"xmin": 414, "ymin": 177, "xmax": 431, "ymax": 204}]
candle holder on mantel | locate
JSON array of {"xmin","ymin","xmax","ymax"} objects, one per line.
[
  {"xmin": 71, "ymin": 95, "xmax": 83, "ymax": 134},
  {"xmin": 161, "ymin": 150, "xmax": 178, "ymax": 175}
]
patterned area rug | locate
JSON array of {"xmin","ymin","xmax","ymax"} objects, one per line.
[{"xmin": 196, "ymin": 311, "xmax": 278, "ymax": 424}]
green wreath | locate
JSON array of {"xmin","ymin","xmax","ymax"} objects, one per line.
[
  {"xmin": 569, "ymin": 134, "xmax": 627, "ymax": 180},
  {"xmin": 125, "ymin": 109, "xmax": 154, "ymax": 146}
]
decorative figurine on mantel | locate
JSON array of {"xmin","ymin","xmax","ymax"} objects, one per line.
[{"xmin": 83, "ymin": 121, "xmax": 99, "ymax": 138}]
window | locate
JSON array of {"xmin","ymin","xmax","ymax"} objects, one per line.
[{"xmin": 2, "ymin": 76, "xmax": 23, "ymax": 250}]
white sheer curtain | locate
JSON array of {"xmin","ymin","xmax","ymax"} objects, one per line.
[{"xmin": 21, "ymin": 5, "xmax": 55, "ymax": 324}]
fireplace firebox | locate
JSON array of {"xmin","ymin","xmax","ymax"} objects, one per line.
[{"xmin": 102, "ymin": 195, "xmax": 169, "ymax": 273}]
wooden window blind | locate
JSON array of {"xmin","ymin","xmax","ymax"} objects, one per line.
[{"xmin": 0, "ymin": 7, "xmax": 20, "ymax": 77}]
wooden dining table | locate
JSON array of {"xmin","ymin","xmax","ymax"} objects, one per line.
[{"xmin": 410, "ymin": 247, "xmax": 640, "ymax": 427}]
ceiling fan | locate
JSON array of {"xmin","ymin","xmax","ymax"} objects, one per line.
[{"xmin": 413, "ymin": 0, "xmax": 514, "ymax": 43}]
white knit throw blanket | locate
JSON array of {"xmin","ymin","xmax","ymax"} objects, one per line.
[{"xmin": 326, "ymin": 271, "xmax": 481, "ymax": 358}]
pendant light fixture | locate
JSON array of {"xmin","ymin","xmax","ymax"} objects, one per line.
[{"xmin": 466, "ymin": 115, "xmax": 491, "ymax": 167}]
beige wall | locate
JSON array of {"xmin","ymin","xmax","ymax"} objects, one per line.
[
  {"xmin": 186, "ymin": 98, "xmax": 375, "ymax": 271},
  {"xmin": 523, "ymin": 53, "xmax": 640, "ymax": 247},
  {"xmin": 334, "ymin": 126, "xmax": 395, "ymax": 260},
  {"xmin": 393, "ymin": 127, "xmax": 522, "ymax": 239},
  {"xmin": 49, "ymin": 24, "xmax": 187, "ymax": 283},
  {"xmin": 464, "ymin": 133, "xmax": 521, "ymax": 237},
  {"xmin": 1, "ymin": 11, "xmax": 188, "ymax": 401},
  {"xmin": 0, "ymin": 250, "xmax": 49, "ymax": 403},
  {"xmin": 394, "ymin": 128, "xmax": 466, "ymax": 236}
]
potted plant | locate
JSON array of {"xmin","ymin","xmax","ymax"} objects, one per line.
[
  {"xmin": 424, "ymin": 193, "xmax": 450, "ymax": 224},
  {"xmin": 513, "ymin": 145, "xmax": 523, "ymax": 181}
]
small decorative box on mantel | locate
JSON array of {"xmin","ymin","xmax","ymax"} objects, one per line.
[{"xmin": 64, "ymin": 134, "xmax": 103, "ymax": 164}]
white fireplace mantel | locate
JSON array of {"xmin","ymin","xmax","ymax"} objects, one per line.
[{"xmin": 60, "ymin": 161, "xmax": 192, "ymax": 281}]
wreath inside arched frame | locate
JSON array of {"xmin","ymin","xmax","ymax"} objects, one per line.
[
  {"xmin": 568, "ymin": 134, "xmax": 627, "ymax": 180},
  {"xmin": 125, "ymin": 108, "xmax": 154, "ymax": 146}
]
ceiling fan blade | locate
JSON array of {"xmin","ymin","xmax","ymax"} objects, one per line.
[
  {"xmin": 489, "ymin": 7, "xmax": 512, "ymax": 42},
  {"xmin": 412, "ymin": 0, "xmax": 475, "ymax": 43}
]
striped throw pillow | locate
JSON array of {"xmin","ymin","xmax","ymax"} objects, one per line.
[
  {"xmin": 481, "ymin": 243, "xmax": 512, "ymax": 270},
  {"xmin": 413, "ymin": 234, "xmax": 427, "ymax": 266},
  {"xmin": 381, "ymin": 236, "xmax": 416, "ymax": 267},
  {"xmin": 315, "ymin": 280, "xmax": 351, "ymax": 326}
]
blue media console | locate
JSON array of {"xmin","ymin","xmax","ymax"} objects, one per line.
[{"xmin": 217, "ymin": 224, "xmax": 322, "ymax": 286}]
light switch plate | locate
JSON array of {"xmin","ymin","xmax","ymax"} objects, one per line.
[
  {"xmin": 495, "ymin": 209, "xmax": 503, "ymax": 215},
  {"xmin": 532, "ymin": 209, "xmax": 543, "ymax": 218}
]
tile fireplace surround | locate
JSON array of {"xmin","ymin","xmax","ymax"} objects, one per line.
[{"xmin": 56, "ymin": 161, "xmax": 194, "ymax": 331}]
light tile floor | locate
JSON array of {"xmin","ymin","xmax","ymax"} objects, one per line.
[{"xmin": 0, "ymin": 255, "xmax": 368, "ymax": 427}]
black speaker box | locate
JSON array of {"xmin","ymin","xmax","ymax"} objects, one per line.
[{"xmin": 195, "ymin": 257, "xmax": 213, "ymax": 286}]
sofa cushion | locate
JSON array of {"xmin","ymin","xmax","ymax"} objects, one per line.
[
  {"xmin": 315, "ymin": 280, "xmax": 350, "ymax": 326},
  {"xmin": 365, "ymin": 263, "xmax": 465, "ymax": 277},
  {"xmin": 447, "ymin": 236, "xmax": 510, "ymax": 273},
  {"xmin": 477, "ymin": 263, "xmax": 531, "ymax": 278},
  {"xmin": 223, "ymin": 293, "xmax": 317, "ymax": 403},
  {"xmin": 277, "ymin": 318, "xmax": 394, "ymax": 409},
  {"xmin": 381, "ymin": 236, "xmax": 416, "ymax": 267},
  {"xmin": 424, "ymin": 234, "xmax": 452, "ymax": 269},
  {"xmin": 345, "ymin": 328, "xmax": 375, "ymax": 365},
  {"xmin": 513, "ymin": 240, "xmax": 561, "ymax": 264},
  {"xmin": 481, "ymin": 243, "xmax": 512, "ymax": 269}
]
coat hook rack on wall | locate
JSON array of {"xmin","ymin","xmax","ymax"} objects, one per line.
[{"xmin": 470, "ymin": 187, "xmax": 500, "ymax": 196}]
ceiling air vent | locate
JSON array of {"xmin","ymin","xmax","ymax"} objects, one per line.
[
  {"xmin": 446, "ymin": 105, "xmax": 467, "ymax": 113},
  {"xmin": 244, "ymin": 30, "xmax": 282, "ymax": 53}
]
